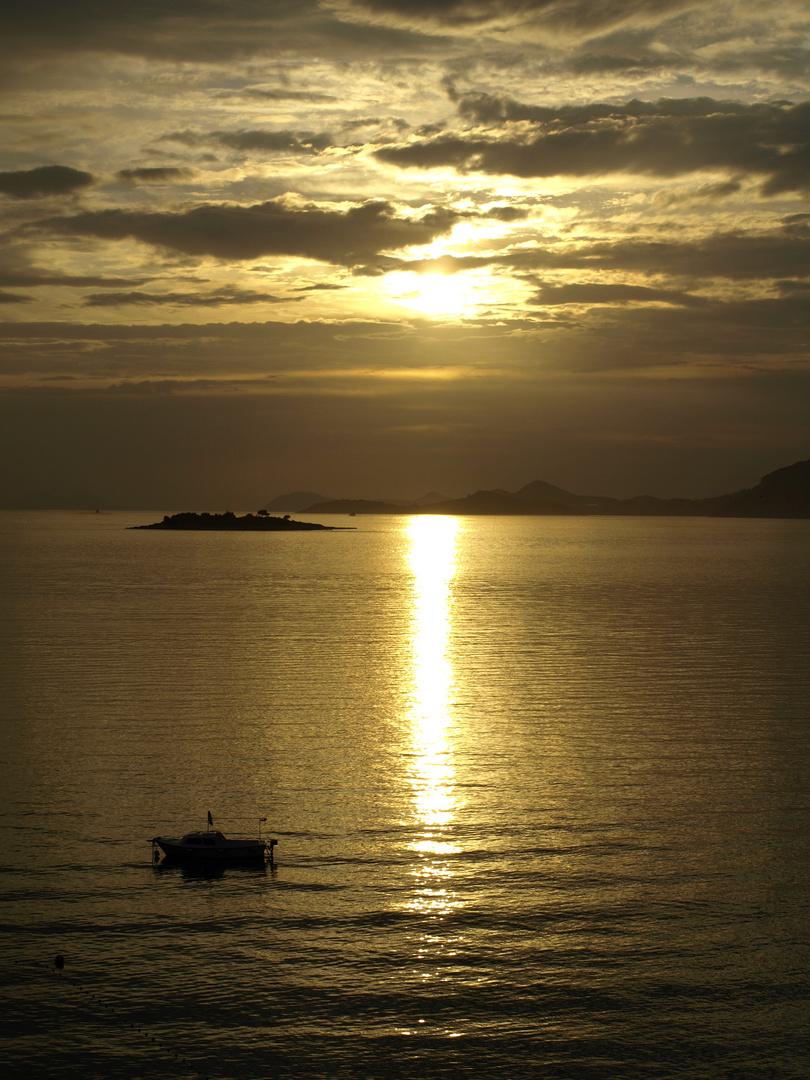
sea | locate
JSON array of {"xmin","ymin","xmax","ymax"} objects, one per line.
[{"xmin": 1, "ymin": 510, "xmax": 809, "ymax": 1080}]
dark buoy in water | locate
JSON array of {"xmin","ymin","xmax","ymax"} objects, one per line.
[{"xmin": 54, "ymin": 954, "xmax": 65, "ymax": 971}]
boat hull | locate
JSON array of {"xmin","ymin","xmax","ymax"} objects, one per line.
[
  {"xmin": 155, "ymin": 840, "xmax": 267, "ymax": 861},
  {"xmin": 151, "ymin": 831, "xmax": 276, "ymax": 864}
]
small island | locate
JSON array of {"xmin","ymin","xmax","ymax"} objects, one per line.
[{"xmin": 130, "ymin": 511, "xmax": 342, "ymax": 531}]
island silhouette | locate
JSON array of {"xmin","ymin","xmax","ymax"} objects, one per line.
[
  {"xmin": 265, "ymin": 458, "xmax": 810, "ymax": 519},
  {"xmin": 131, "ymin": 511, "xmax": 342, "ymax": 531}
]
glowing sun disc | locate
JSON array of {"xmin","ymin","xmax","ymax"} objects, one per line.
[{"xmin": 392, "ymin": 272, "xmax": 476, "ymax": 317}]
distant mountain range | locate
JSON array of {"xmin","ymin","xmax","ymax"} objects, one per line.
[
  {"xmin": 264, "ymin": 459, "xmax": 810, "ymax": 519},
  {"xmin": 261, "ymin": 490, "xmax": 449, "ymax": 513},
  {"xmin": 262, "ymin": 491, "xmax": 334, "ymax": 513}
]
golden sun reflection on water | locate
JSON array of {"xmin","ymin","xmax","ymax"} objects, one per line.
[{"xmin": 405, "ymin": 515, "xmax": 462, "ymax": 918}]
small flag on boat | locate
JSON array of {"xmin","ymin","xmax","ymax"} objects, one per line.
[{"xmin": 207, "ymin": 811, "xmax": 213, "ymax": 827}]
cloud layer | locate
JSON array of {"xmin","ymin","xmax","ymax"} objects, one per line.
[
  {"xmin": 377, "ymin": 98, "xmax": 810, "ymax": 194},
  {"xmin": 38, "ymin": 200, "xmax": 459, "ymax": 264},
  {"xmin": 0, "ymin": 165, "xmax": 94, "ymax": 199}
]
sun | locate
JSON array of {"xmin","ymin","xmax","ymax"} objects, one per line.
[{"xmin": 387, "ymin": 271, "xmax": 479, "ymax": 318}]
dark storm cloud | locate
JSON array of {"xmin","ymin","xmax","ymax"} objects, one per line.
[
  {"xmin": 37, "ymin": 199, "xmax": 460, "ymax": 265},
  {"xmin": 0, "ymin": 165, "xmax": 94, "ymax": 199},
  {"xmin": 376, "ymin": 98, "xmax": 810, "ymax": 195},
  {"xmin": 116, "ymin": 167, "xmax": 194, "ymax": 185},
  {"xmin": 82, "ymin": 289, "xmax": 303, "ymax": 307}
]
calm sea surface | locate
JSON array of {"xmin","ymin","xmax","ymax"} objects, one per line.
[{"xmin": 1, "ymin": 511, "xmax": 809, "ymax": 1079}]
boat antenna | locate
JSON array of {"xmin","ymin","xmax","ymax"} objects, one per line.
[{"xmin": 207, "ymin": 810, "xmax": 213, "ymax": 832}]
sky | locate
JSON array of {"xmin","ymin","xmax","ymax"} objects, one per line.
[{"xmin": 1, "ymin": 0, "xmax": 809, "ymax": 509}]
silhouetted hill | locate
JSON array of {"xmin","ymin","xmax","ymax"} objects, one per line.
[
  {"xmin": 513, "ymin": 479, "xmax": 600, "ymax": 511},
  {"xmin": 422, "ymin": 489, "xmax": 583, "ymax": 515},
  {"xmin": 280, "ymin": 458, "xmax": 810, "ymax": 518},
  {"xmin": 714, "ymin": 459, "xmax": 810, "ymax": 518},
  {"xmin": 262, "ymin": 491, "xmax": 332, "ymax": 512},
  {"xmin": 306, "ymin": 498, "xmax": 410, "ymax": 514},
  {"xmin": 423, "ymin": 459, "xmax": 810, "ymax": 517}
]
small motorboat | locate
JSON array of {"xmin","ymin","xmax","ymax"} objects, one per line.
[{"xmin": 151, "ymin": 814, "xmax": 277, "ymax": 866}]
